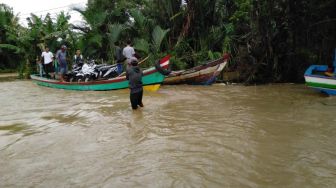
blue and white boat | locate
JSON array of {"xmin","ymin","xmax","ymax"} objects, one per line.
[{"xmin": 304, "ymin": 49, "xmax": 336, "ymax": 95}]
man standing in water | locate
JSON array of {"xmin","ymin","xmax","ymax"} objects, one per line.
[
  {"xmin": 56, "ymin": 45, "xmax": 68, "ymax": 82},
  {"xmin": 126, "ymin": 60, "xmax": 144, "ymax": 110},
  {"xmin": 41, "ymin": 47, "xmax": 54, "ymax": 78}
]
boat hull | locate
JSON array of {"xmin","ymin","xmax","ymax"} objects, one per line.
[
  {"xmin": 163, "ymin": 55, "xmax": 229, "ymax": 85},
  {"xmin": 31, "ymin": 55, "xmax": 170, "ymax": 91},
  {"xmin": 304, "ymin": 65, "xmax": 336, "ymax": 95}
]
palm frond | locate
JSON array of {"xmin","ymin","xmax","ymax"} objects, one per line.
[
  {"xmin": 130, "ymin": 9, "xmax": 146, "ymax": 27},
  {"xmin": 134, "ymin": 38, "xmax": 150, "ymax": 54},
  {"xmin": 108, "ymin": 23, "xmax": 126, "ymax": 44},
  {"xmin": 88, "ymin": 34, "xmax": 103, "ymax": 48},
  {"xmin": 152, "ymin": 25, "xmax": 170, "ymax": 53}
]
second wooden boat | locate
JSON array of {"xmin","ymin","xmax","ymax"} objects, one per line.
[{"xmin": 163, "ymin": 54, "xmax": 230, "ymax": 85}]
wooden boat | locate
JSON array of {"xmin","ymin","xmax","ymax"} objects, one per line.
[
  {"xmin": 304, "ymin": 65, "xmax": 336, "ymax": 95},
  {"xmin": 31, "ymin": 55, "xmax": 170, "ymax": 91},
  {"xmin": 163, "ymin": 54, "xmax": 230, "ymax": 85}
]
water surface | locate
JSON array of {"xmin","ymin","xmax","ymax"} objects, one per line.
[{"xmin": 0, "ymin": 81, "xmax": 335, "ymax": 187}]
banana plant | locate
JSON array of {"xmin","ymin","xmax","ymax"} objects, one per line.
[{"xmin": 0, "ymin": 4, "xmax": 22, "ymax": 69}]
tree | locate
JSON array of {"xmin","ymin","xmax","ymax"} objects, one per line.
[
  {"xmin": 1, "ymin": 0, "xmax": 335, "ymax": 83},
  {"xmin": 0, "ymin": 4, "xmax": 22, "ymax": 70}
]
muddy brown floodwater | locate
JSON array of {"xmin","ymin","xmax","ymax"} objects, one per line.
[{"xmin": 0, "ymin": 81, "xmax": 336, "ymax": 187}]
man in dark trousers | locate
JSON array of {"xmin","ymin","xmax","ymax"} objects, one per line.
[
  {"xmin": 114, "ymin": 41, "xmax": 125, "ymax": 74},
  {"xmin": 56, "ymin": 45, "xmax": 68, "ymax": 82},
  {"xmin": 126, "ymin": 60, "xmax": 144, "ymax": 110}
]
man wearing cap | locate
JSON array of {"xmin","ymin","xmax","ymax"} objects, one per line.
[
  {"xmin": 126, "ymin": 59, "xmax": 144, "ymax": 110},
  {"xmin": 56, "ymin": 45, "xmax": 68, "ymax": 82}
]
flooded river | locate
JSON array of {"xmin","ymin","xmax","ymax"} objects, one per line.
[{"xmin": 0, "ymin": 81, "xmax": 336, "ymax": 187}]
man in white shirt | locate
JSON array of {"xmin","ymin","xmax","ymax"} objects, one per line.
[
  {"xmin": 41, "ymin": 47, "xmax": 54, "ymax": 78},
  {"xmin": 122, "ymin": 40, "xmax": 137, "ymax": 66}
]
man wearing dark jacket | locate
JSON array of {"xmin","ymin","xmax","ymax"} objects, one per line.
[
  {"xmin": 114, "ymin": 41, "xmax": 125, "ymax": 74},
  {"xmin": 126, "ymin": 60, "xmax": 144, "ymax": 110}
]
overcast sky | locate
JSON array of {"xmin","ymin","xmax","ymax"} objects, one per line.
[{"xmin": 0, "ymin": 0, "xmax": 87, "ymax": 26}]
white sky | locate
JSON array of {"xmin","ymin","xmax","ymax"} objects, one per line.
[{"xmin": 0, "ymin": 0, "xmax": 87, "ymax": 26}]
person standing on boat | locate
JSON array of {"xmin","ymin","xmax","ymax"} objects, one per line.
[
  {"xmin": 73, "ymin": 49, "xmax": 84, "ymax": 65},
  {"xmin": 36, "ymin": 56, "xmax": 44, "ymax": 77},
  {"xmin": 123, "ymin": 40, "xmax": 138, "ymax": 68},
  {"xmin": 41, "ymin": 47, "xmax": 54, "ymax": 78},
  {"xmin": 56, "ymin": 45, "xmax": 68, "ymax": 82},
  {"xmin": 115, "ymin": 41, "xmax": 125, "ymax": 74},
  {"xmin": 126, "ymin": 59, "xmax": 144, "ymax": 110}
]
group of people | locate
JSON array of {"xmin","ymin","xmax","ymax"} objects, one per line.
[
  {"xmin": 38, "ymin": 45, "xmax": 80, "ymax": 82},
  {"xmin": 38, "ymin": 40, "xmax": 144, "ymax": 110}
]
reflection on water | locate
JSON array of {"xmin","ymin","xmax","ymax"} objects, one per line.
[{"xmin": 0, "ymin": 81, "xmax": 336, "ymax": 187}]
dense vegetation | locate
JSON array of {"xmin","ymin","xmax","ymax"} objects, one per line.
[{"xmin": 0, "ymin": 0, "xmax": 335, "ymax": 83}]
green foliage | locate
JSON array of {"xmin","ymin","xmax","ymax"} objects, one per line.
[
  {"xmin": 229, "ymin": 0, "xmax": 251, "ymax": 23},
  {"xmin": 24, "ymin": 60, "xmax": 32, "ymax": 79},
  {"xmin": 17, "ymin": 61, "xmax": 25, "ymax": 79},
  {"xmin": 208, "ymin": 51, "xmax": 222, "ymax": 60},
  {"xmin": 108, "ymin": 24, "xmax": 126, "ymax": 44},
  {"xmin": 0, "ymin": 4, "xmax": 22, "ymax": 70},
  {"xmin": 169, "ymin": 56, "xmax": 187, "ymax": 70},
  {"xmin": 173, "ymin": 39, "xmax": 194, "ymax": 68},
  {"xmin": 1, "ymin": 0, "xmax": 335, "ymax": 83},
  {"xmin": 0, "ymin": 44, "xmax": 21, "ymax": 54},
  {"xmin": 134, "ymin": 38, "xmax": 150, "ymax": 54},
  {"xmin": 152, "ymin": 26, "xmax": 170, "ymax": 54},
  {"xmin": 237, "ymin": 0, "xmax": 336, "ymax": 83}
]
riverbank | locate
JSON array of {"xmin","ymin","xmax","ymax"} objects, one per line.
[
  {"xmin": 0, "ymin": 73, "xmax": 18, "ymax": 81},
  {"xmin": 0, "ymin": 73, "xmax": 17, "ymax": 78}
]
